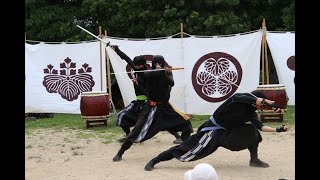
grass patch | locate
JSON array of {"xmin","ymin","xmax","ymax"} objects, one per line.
[
  {"xmin": 188, "ymin": 114, "xmax": 211, "ymax": 130},
  {"xmin": 25, "ymin": 113, "xmax": 84, "ymax": 130},
  {"xmin": 25, "ymin": 106, "xmax": 295, "ymax": 141},
  {"xmin": 75, "ymin": 131, "xmax": 96, "ymax": 139}
]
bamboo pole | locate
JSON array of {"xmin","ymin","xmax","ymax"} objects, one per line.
[
  {"xmin": 104, "ymin": 30, "xmax": 117, "ymax": 115},
  {"xmin": 99, "ymin": 26, "xmax": 103, "ymax": 91},
  {"xmin": 264, "ymin": 40, "xmax": 270, "ymax": 84},
  {"xmin": 104, "ymin": 30, "xmax": 112, "ymax": 99},
  {"xmin": 180, "ymin": 23, "xmax": 184, "ymax": 38},
  {"xmin": 264, "ymin": 19, "xmax": 270, "ymax": 84},
  {"xmin": 180, "ymin": 22, "xmax": 187, "ymax": 112},
  {"xmin": 261, "ymin": 19, "xmax": 266, "ymax": 85}
]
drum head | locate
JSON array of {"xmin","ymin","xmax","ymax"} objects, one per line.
[
  {"xmin": 257, "ymin": 84, "xmax": 285, "ymax": 90},
  {"xmin": 81, "ymin": 91, "xmax": 108, "ymax": 97}
]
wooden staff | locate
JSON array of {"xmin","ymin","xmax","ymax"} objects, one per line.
[
  {"xmin": 110, "ymin": 67, "xmax": 185, "ymax": 74},
  {"xmin": 76, "ymin": 25, "xmax": 110, "ymax": 45},
  {"xmin": 168, "ymin": 67, "xmax": 184, "ymax": 71}
]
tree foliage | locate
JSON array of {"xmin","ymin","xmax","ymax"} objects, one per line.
[{"xmin": 25, "ymin": 0, "xmax": 295, "ymax": 42}]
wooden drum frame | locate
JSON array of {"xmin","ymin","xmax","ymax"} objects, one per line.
[
  {"xmin": 80, "ymin": 91, "xmax": 110, "ymax": 128},
  {"xmin": 256, "ymin": 84, "xmax": 289, "ymax": 122}
]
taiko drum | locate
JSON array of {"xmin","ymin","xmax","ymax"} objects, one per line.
[
  {"xmin": 256, "ymin": 84, "xmax": 289, "ymax": 110},
  {"xmin": 80, "ymin": 91, "xmax": 110, "ymax": 119}
]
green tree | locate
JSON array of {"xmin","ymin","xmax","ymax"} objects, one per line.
[{"xmin": 25, "ymin": 0, "xmax": 295, "ymax": 42}]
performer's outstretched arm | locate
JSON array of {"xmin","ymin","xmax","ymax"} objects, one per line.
[{"xmin": 111, "ymin": 45, "xmax": 136, "ymax": 70}]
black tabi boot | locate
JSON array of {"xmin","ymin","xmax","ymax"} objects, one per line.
[
  {"xmin": 173, "ymin": 138, "xmax": 183, "ymax": 144},
  {"xmin": 144, "ymin": 149, "xmax": 174, "ymax": 171},
  {"xmin": 112, "ymin": 140, "xmax": 133, "ymax": 162},
  {"xmin": 168, "ymin": 131, "xmax": 183, "ymax": 144},
  {"xmin": 248, "ymin": 145, "xmax": 269, "ymax": 168}
]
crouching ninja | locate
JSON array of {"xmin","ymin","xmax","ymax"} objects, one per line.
[{"xmin": 144, "ymin": 90, "xmax": 288, "ymax": 171}]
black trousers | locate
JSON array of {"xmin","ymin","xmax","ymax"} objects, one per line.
[
  {"xmin": 150, "ymin": 124, "xmax": 262, "ymax": 163},
  {"xmin": 117, "ymin": 102, "xmax": 193, "ymax": 155}
]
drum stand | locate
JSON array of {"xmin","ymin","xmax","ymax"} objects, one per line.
[
  {"xmin": 84, "ymin": 115, "xmax": 110, "ymax": 129},
  {"xmin": 81, "ymin": 100, "xmax": 117, "ymax": 129},
  {"xmin": 258, "ymin": 110, "xmax": 284, "ymax": 122}
]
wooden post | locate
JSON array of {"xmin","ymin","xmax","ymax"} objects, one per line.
[
  {"xmin": 264, "ymin": 19, "xmax": 270, "ymax": 84},
  {"xmin": 261, "ymin": 19, "xmax": 265, "ymax": 85},
  {"xmin": 104, "ymin": 30, "xmax": 117, "ymax": 115},
  {"xmin": 180, "ymin": 23, "xmax": 184, "ymax": 38},
  {"xmin": 261, "ymin": 19, "xmax": 269, "ymax": 85},
  {"xmin": 99, "ymin": 26, "xmax": 103, "ymax": 91},
  {"xmin": 104, "ymin": 30, "xmax": 112, "ymax": 100}
]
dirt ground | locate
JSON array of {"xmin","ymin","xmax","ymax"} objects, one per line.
[{"xmin": 25, "ymin": 127, "xmax": 295, "ymax": 180}]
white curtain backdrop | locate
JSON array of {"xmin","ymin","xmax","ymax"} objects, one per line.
[
  {"xmin": 25, "ymin": 42, "xmax": 107, "ymax": 114},
  {"xmin": 106, "ymin": 30, "xmax": 262, "ymax": 115},
  {"xmin": 26, "ymin": 30, "xmax": 291, "ymax": 115},
  {"xmin": 105, "ymin": 38, "xmax": 185, "ymax": 111},
  {"xmin": 266, "ymin": 32, "xmax": 295, "ymax": 105},
  {"xmin": 183, "ymin": 31, "xmax": 263, "ymax": 114}
]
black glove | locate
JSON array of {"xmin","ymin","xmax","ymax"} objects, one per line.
[
  {"xmin": 268, "ymin": 102, "xmax": 281, "ymax": 112},
  {"xmin": 276, "ymin": 125, "xmax": 287, "ymax": 132},
  {"xmin": 261, "ymin": 99, "xmax": 281, "ymax": 111},
  {"xmin": 110, "ymin": 45, "xmax": 119, "ymax": 51},
  {"xmin": 270, "ymin": 102, "xmax": 281, "ymax": 109}
]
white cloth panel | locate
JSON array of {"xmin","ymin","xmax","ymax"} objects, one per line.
[
  {"xmin": 25, "ymin": 42, "xmax": 107, "ymax": 113},
  {"xmin": 183, "ymin": 31, "xmax": 263, "ymax": 115},
  {"xmin": 106, "ymin": 46, "xmax": 135, "ymax": 107},
  {"xmin": 25, "ymin": 31, "xmax": 264, "ymax": 115},
  {"xmin": 266, "ymin": 32, "xmax": 295, "ymax": 105},
  {"xmin": 105, "ymin": 38, "xmax": 185, "ymax": 111}
]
